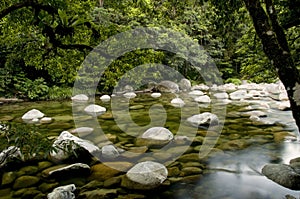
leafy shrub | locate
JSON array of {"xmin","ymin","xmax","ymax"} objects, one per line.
[{"xmin": 14, "ymin": 77, "xmax": 49, "ymax": 100}]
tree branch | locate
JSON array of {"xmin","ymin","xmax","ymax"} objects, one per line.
[{"xmin": 0, "ymin": 0, "xmax": 57, "ymax": 20}]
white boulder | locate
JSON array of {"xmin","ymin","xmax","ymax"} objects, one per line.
[
  {"xmin": 101, "ymin": 145, "xmax": 120, "ymax": 159},
  {"xmin": 213, "ymin": 92, "xmax": 229, "ymax": 99},
  {"xmin": 123, "ymin": 92, "xmax": 137, "ymax": 99},
  {"xmin": 126, "ymin": 161, "xmax": 168, "ymax": 188},
  {"xmin": 188, "ymin": 90, "xmax": 204, "ymax": 97},
  {"xmin": 22, "ymin": 109, "xmax": 44, "ymax": 121},
  {"xmin": 100, "ymin": 95, "xmax": 111, "ymax": 102},
  {"xmin": 194, "ymin": 95, "xmax": 211, "ymax": 103},
  {"xmin": 171, "ymin": 98, "xmax": 185, "ymax": 108},
  {"xmin": 141, "ymin": 127, "xmax": 173, "ymax": 141},
  {"xmin": 47, "ymin": 184, "xmax": 76, "ymax": 199},
  {"xmin": 84, "ymin": 104, "xmax": 106, "ymax": 116},
  {"xmin": 151, "ymin": 93, "xmax": 161, "ymax": 98},
  {"xmin": 50, "ymin": 131, "xmax": 101, "ymax": 162},
  {"xmin": 229, "ymin": 90, "xmax": 248, "ymax": 100},
  {"xmin": 71, "ymin": 94, "xmax": 88, "ymax": 102},
  {"xmin": 187, "ymin": 112, "xmax": 219, "ymax": 128}
]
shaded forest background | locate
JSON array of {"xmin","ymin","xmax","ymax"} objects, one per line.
[{"xmin": 0, "ymin": 0, "xmax": 299, "ymax": 100}]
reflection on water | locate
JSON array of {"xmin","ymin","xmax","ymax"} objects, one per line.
[{"xmin": 167, "ymin": 142, "xmax": 300, "ymax": 199}]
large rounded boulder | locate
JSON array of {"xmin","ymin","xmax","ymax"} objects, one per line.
[
  {"xmin": 136, "ymin": 127, "xmax": 174, "ymax": 148},
  {"xmin": 121, "ymin": 161, "xmax": 168, "ymax": 190}
]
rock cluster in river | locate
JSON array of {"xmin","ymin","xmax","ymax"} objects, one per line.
[{"xmin": 1, "ymin": 79, "xmax": 298, "ymax": 198}]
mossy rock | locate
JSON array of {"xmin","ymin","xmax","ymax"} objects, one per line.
[
  {"xmin": 59, "ymin": 177, "xmax": 87, "ymax": 187},
  {"xmin": 103, "ymin": 176, "xmax": 122, "ymax": 188},
  {"xmin": 12, "ymin": 187, "xmax": 40, "ymax": 198},
  {"xmin": 18, "ymin": 165, "xmax": 39, "ymax": 176},
  {"xmin": 38, "ymin": 161, "xmax": 53, "ymax": 171},
  {"xmin": 13, "ymin": 176, "xmax": 40, "ymax": 189},
  {"xmin": 78, "ymin": 188, "xmax": 118, "ymax": 199},
  {"xmin": 177, "ymin": 153, "xmax": 199, "ymax": 163},
  {"xmin": 180, "ymin": 167, "xmax": 203, "ymax": 176},
  {"xmin": 1, "ymin": 172, "xmax": 18, "ymax": 186},
  {"xmin": 0, "ymin": 188, "xmax": 12, "ymax": 199},
  {"xmin": 38, "ymin": 182, "xmax": 59, "ymax": 193},
  {"xmin": 0, "ymin": 115, "xmax": 14, "ymax": 121},
  {"xmin": 80, "ymin": 180, "xmax": 104, "ymax": 192},
  {"xmin": 89, "ymin": 162, "xmax": 132, "ymax": 181}
]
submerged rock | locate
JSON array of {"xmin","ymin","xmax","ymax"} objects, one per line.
[
  {"xmin": 122, "ymin": 161, "xmax": 168, "ymax": 190},
  {"xmin": 47, "ymin": 184, "xmax": 76, "ymax": 199}
]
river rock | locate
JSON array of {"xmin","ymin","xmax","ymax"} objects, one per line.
[
  {"xmin": 78, "ymin": 189, "xmax": 118, "ymax": 199},
  {"xmin": 50, "ymin": 131, "xmax": 101, "ymax": 162},
  {"xmin": 123, "ymin": 92, "xmax": 137, "ymax": 99},
  {"xmin": 187, "ymin": 112, "xmax": 219, "ymax": 129},
  {"xmin": 213, "ymin": 92, "xmax": 229, "ymax": 99},
  {"xmin": 40, "ymin": 117, "xmax": 53, "ymax": 124},
  {"xmin": 47, "ymin": 184, "xmax": 76, "ymax": 199},
  {"xmin": 179, "ymin": 78, "xmax": 191, "ymax": 91},
  {"xmin": 84, "ymin": 104, "xmax": 106, "ymax": 117},
  {"xmin": 171, "ymin": 98, "xmax": 185, "ymax": 107},
  {"xmin": 157, "ymin": 80, "xmax": 179, "ymax": 93},
  {"xmin": 101, "ymin": 145, "xmax": 120, "ymax": 159},
  {"xmin": 136, "ymin": 127, "xmax": 174, "ymax": 148},
  {"xmin": 2, "ymin": 171, "xmax": 18, "ymax": 186},
  {"xmin": 71, "ymin": 94, "xmax": 88, "ymax": 102},
  {"xmin": 276, "ymin": 101, "xmax": 291, "ymax": 111},
  {"xmin": 22, "ymin": 109, "xmax": 44, "ymax": 121},
  {"xmin": 70, "ymin": 127, "xmax": 94, "ymax": 136},
  {"xmin": 229, "ymin": 90, "xmax": 248, "ymax": 100},
  {"xmin": 122, "ymin": 161, "xmax": 168, "ymax": 190},
  {"xmin": 194, "ymin": 95, "xmax": 211, "ymax": 103},
  {"xmin": 100, "ymin": 95, "xmax": 111, "ymax": 102},
  {"xmin": 151, "ymin": 92, "xmax": 161, "ymax": 98},
  {"xmin": 44, "ymin": 163, "xmax": 90, "ymax": 179},
  {"xmin": 218, "ymin": 83, "xmax": 237, "ymax": 92},
  {"xmin": 188, "ymin": 90, "xmax": 204, "ymax": 97},
  {"xmin": 191, "ymin": 84, "xmax": 209, "ymax": 91},
  {"xmin": 0, "ymin": 146, "xmax": 22, "ymax": 168},
  {"xmin": 13, "ymin": 176, "xmax": 40, "ymax": 189},
  {"xmin": 241, "ymin": 110, "xmax": 268, "ymax": 117},
  {"xmin": 262, "ymin": 164, "xmax": 300, "ymax": 190},
  {"xmin": 89, "ymin": 162, "xmax": 133, "ymax": 181}
]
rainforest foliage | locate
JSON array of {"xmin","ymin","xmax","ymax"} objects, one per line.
[{"xmin": 0, "ymin": 0, "xmax": 299, "ymax": 100}]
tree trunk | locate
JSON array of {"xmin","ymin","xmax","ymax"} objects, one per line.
[{"xmin": 243, "ymin": 0, "xmax": 300, "ymax": 134}]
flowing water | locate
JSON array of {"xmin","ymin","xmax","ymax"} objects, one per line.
[{"xmin": 1, "ymin": 93, "xmax": 300, "ymax": 199}]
